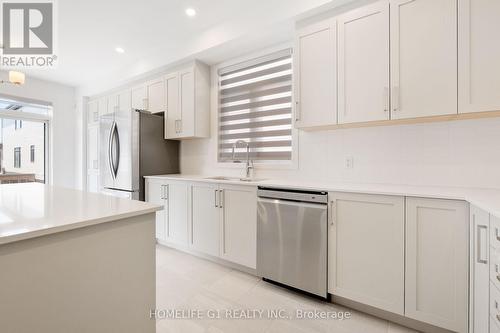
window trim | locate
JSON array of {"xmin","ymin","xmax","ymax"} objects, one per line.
[{"xmin": 214, "ymin": 43, "xmax": 298, "ymax": 170}]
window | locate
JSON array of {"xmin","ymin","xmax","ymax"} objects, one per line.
[
  {"xmin": 15, "ymin": 120, "xmax": 22, "ymax": 130},
  {"xmin": 218, "ymin": 49, "xmax": 293, "ymax": 163},
  {"xmin": 14, "ymin": 147, "xmax": 21, "ymax": 168},
  {"xmin": 0, "ymin": 97, "xmax": 49, "ymax": 184}
]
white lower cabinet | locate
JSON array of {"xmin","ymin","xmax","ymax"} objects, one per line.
[
  {"xmin": 190, "ymin": 182, "xmax": 220, "ymax": 257},
  {"xmin": 328, "ymin": 192, "xmax": 404, "ymax": 314},
  {"xmin": 146, "ymin": 179, "xmax": 189, "ymax": 245},
  {"xmin": 219, "ymin": 185, "xmax": 257, "ymax": 269},
  {"xmin": 146, "ymin": 179, "xmax": 167, "ymax": 240},
  {"xmin": 471, "ymin": 206, "xmax": 490, "ymax": 333},
  {"xmin": 190, "ymin": 182, "xmax": 257, "ymax": 268},
  {"xmin": 146, "ymin": 179, "xmax": 257, "ymax": 269},
  {"xmin": 405, "ymin": 197, "xmax": 468, "ymax": 333}
]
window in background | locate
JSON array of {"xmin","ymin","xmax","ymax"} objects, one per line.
[
  {"xmin": 14, "ymin": 147, "xmax": 21, "ymax": 168},
  {"xmin": 0, "ymin": 97, "xmax": 49, "ymax": 184},
  {"xmin": 14, "ymin": 120, "xmax": 22, "ymax": 130},
  {"xmin": 30, "ymin": 145, "xmax": 35, "ymax": 163},
  {"xmin": 217, "ymin": 49, "xmax": 293, "ymax": 163}
]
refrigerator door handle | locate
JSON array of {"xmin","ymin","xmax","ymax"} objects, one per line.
[
  {"xmin": 108, "ymin": 121, "xmax": 116, "ymax": 179},
  {"xmin": 111, "ymin": 121, "xmax": 120, "ymax": 179}
]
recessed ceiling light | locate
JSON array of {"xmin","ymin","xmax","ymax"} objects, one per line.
[
  {"xmin": 115, "ymin": 47, "xmax": 125, "ymax": 54},
  {"xmin": 185, "ymin": 8, "xmax": 196, "ymax": 17}
]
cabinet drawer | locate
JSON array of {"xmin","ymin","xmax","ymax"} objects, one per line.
[
  {"xmin": 491, "ymin": 282, "xmax": 500, "ymax": 327},
  {"xmin": 491, "ymin": 216, "xmax": 500, "ymax": 250}
]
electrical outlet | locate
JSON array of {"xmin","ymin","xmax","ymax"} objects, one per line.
[{"xmin": 345, "ymin": 156, "xmax": 354, "ymax": 169}]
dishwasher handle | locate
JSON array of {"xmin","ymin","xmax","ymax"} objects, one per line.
[{"xmin": 258, "ymin": 197, "xmax": 328, "ymax": 210}]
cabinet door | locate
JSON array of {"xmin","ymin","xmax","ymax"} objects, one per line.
[
  {"xmin": 107, "ymin": 94, "xmax": 119, "ymax": 115},
  {"xmin": 86, "ymin": 123, "xmax": 100, "ymax": 193},
  {"xmin": 98, "ymin": 97, "xmax": 108, "ymax": 116},
  {"xmin": 179, "ymin": 68, "xmax": 195, "ymax": 137},
  {"xmin": 219, "ymin": 185, "xmax": 257, "ymax": 269},
  {"xmin": 190, "ymin": 183, "xmax": 220, "ymax": 257},
  {"xmin": 164, "ymin": 72, "xmax": 179, "ymax": 139},
  {"xmin": 145, "ymin": 180, "xmax": 166, "ymax": 241},
  {"xmin": 87, "ymin": 124, "xmax": 99, "ymax": 171},
  {"xmin": 294, "ymin": 18, "xmax": 337, "ymax": 128},
  {"xmin": 131, "ymin": 85, "xmax": 147, "ymax": 111},
  {"xmin": 338, "ymin": 1, "xmax": 390, "ymax": 124},
  {"xmin": 328, "ymin": 192, "xmax": 404, "ymax": 314},
  {"xmin": 165, "ymin": 181, "xmax": 188, "ymax": 245},
  {"xmin": 405, "ymin": 197, "xmax": 468, "ymax": 333},
  {"xmin": 87, "ymin": 100, "xmax": 99, "ymax": 124},
  {"xmin": 146, "ymin": 77, "xmax": 165, "ymax": 113},
  {"xmin": 459, "ymin": 0, "xmax": 500, "ymax": 113},
  {"xmin": 470, "ymin": 206, "xmax": 490, "ymax": 333},
  {"xmin": 390, "ymin": 0, "xmax": 457, "ymax": 119}
]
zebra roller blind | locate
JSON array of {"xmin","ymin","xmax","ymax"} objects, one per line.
[{"xmin": 218, "ymin": 49, "xmax": 293, "ymax": 162}]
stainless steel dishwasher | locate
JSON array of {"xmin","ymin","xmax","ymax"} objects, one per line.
[{"xmin": 257, "ymin": 187, "xmax": 328, "ymax": 298}]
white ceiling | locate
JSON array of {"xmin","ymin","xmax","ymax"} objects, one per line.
[{"xmin": 5, "ymin": 0, "xmax": 356, "ymax": 94}]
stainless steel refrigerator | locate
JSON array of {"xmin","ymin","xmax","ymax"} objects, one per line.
[{"xmin": 99, "ymin": 108, "xmax": 179, "ymax": 201}]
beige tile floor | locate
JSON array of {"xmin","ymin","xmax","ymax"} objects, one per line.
[{"xmin": 156, "ymin": 245, "xmax": 419, "ymax": 333}]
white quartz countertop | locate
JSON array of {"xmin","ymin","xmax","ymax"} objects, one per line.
[
  {"xmin": 145, "ymin": 174, "xmax": 500, "ymax": 218},
  {"xmin": 0, "ymin": 183, "xmax": 161, "ymax": 245}
]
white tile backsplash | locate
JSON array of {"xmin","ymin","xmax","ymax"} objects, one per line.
[{"xmin": 180, "ymin": 117, "xmax": 500, "ymax": 189}]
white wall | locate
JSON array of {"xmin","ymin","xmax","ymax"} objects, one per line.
[
  {"xmin": 0, "ymin": 71, "xmax": 77, "ymax": 188},
  {"xmin": 180, "ymin": 65, "xmax": 500, "ymax": 190}
]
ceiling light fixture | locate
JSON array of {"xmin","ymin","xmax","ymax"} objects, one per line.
[
  {"xmin": 115, "ymin": 47, "xmax": 125, "ymax": 54},
  {"xmin": 185, "ymin": 8, "xmax": 196, "ymax": 17},
  {"xmin": 0, "ymin": 71, "xmax": 25, "ymax": 85}
]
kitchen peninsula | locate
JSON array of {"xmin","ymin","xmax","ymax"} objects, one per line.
[{"xmin": 0, "ymin": 183, "xmax": 160, "ymax": 333}]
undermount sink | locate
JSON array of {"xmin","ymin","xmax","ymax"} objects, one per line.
[{"xmin": 204, "ymin": 176, "xmax": 264, "ymax": 182}]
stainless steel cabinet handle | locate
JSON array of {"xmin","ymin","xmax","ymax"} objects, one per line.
[
  {"xmin": 214, "ymin": 189, "xmax": 218, "ymax": 208},
  {"xmin": 329, "ymin": 200, "xmax": 335, "ymax": 226},
  {"xmin": 294, "ymin": 101, "xmax": 300, "ymax": 121},
  {"xmin": 164, "ymin": 184, "xmax": 169, "ymax": 200},
  {"xmin": 477, "ymin": 224, "xmax": 488, "ymax": 264},
  {"xmin": 496, "ymin": 227, "xmax": 500, "ymax": 241}
]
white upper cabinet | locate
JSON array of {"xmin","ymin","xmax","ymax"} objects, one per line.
[
  {"xmin": 164, "ymin": 72, "xmax": 179, "ymax": 139},
  {"xmin": 145, "ymin": 77, "xmax": 165, "ymax": 114},
  {"xmin": 294, "ymin": 18, "xmax": 337, "ymax": 128},
  {"xmin": 107, "ymin": 94, "xmax": 119, "ymax": 114},
  {"xmin": 164, "ymin": 62, "xmax": 210, "ymax": 140},
  {"xmin": 390, "ymin": 0, "xmax": 457, "ymax": 119},
  {"xmin": 98, "ymin": 96, "xmax": 109, "ymax": 116},
  {"xmin": 405, "ymin": 197, "xmax": 468, "ymax": 333},
  {"xmin": 219, "ymin": 185, "xmax": 257, "ymax": 269},
  {"xmin": 337, "ymin": 1, "xmax": 390, "ymax": 124},
  {"xmin": 131, "ymin": 84, "xmax": 147, "ymax": 111},
  {"xmin": 328, "ymin": 192, "xmax": 404, "ymax": 314},
  {"xmin": 459, "ymin": 0, "xmax": 500, "ymax": 113},
  {"xmin": 87, "ymin": 100, "xmax": 99, "ymax": 124}
]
